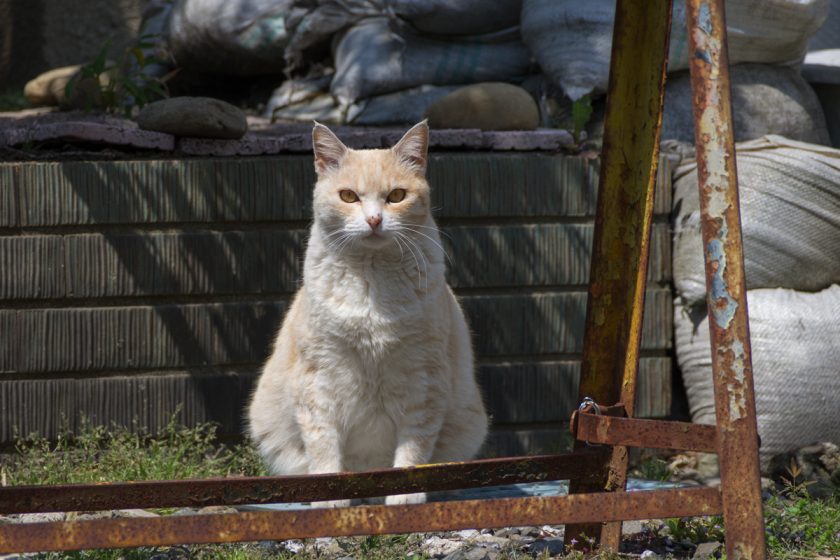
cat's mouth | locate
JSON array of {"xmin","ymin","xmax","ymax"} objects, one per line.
[{"xmin": 361, "ymin": 230, "xmax": 392, "ymax": 246}]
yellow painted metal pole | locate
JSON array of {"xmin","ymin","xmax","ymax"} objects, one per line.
[{"xmin": 565, "ymin": 0, "xmax": 672, "ymax": 551}]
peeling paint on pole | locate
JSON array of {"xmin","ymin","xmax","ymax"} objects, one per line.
[{"xmin": 687, "ymin": 0, "xmax": 767, "ymax": 558}]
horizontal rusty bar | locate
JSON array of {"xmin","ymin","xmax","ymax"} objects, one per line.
[
  {"xmin": 0, "ymin": 487, "xmax": 723, "ymax": 554},
  {"xmin": 572, "ymin": 411, "xmax": 718, "ymax": 453},
  {"xmin": 0, "ymin": 451, "xmax": 610, "ymax": 515}
]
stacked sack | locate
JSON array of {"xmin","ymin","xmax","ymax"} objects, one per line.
[
  {"xmin": 521, "ymin": 0, "xmax": 832, "ymax": 147},
  {"xmin": 270, "ymin": 0, "xmax": 535, "ymax": 125},
  {"xmin": 672, "ymin": 136, "xmax": 840, "ymax": 467}
]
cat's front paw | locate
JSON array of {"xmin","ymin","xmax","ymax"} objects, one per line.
[{"xmin": 385, "ymin": 492, "xmax": 426, "ymax": 506}]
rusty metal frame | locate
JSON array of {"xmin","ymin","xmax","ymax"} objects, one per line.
[{"xmin": 0, "ymin": 0, "xmax": 766, "ymax": 557}]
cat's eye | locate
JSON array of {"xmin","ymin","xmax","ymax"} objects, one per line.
[
  {"xmin": 387, "ymin": 188, "xmax": 407, "ymax": 203},
  {"xmin": 339, "ymin": 190, "xmax": 359, "ymax": 203}
]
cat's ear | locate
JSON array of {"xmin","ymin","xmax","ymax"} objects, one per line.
[
  {"xmin": 312, "ymin": 122, "xmax": 348, "ymax": 175},
  {"xmin": 392, "ymin": 120, "xmax": 429, "ymax": 176}
]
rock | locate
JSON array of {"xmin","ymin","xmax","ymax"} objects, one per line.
[
  {"xmin": 281, "ymin": 540, "xmax": 305, "ymax": 554},
  {"xmin": 464, "ymin": 547, "xmax": 497, "ymax": 560},
  {"xmin": 115, "ymin": 509, "xmax": 161, "ymax": 518},
  {"xmin": 197, "ymin": 506, "xmax": 238, "ymax": 515},
  {"xmin": 454, "ymin": 529, "xmax": 480, "ymax": 539},
  {"xmin": 16, "ymin": 512, "xmax": 65, "ymax": 523},
  {"xmin": 422, "ymin": 536, "xmax": 464, "ymax": 558},
  {"xmin": 425, "ymin": 83, "xmax": 540, "ymax": 131},
  {"xmin": 528, "ymin": 537, "xmax": 565, "ymax": 556},
  {"xmin": 692, "ymin": 541, "xmax": 723, "ymax": 559},
  {"xmin": 471, "ymin": 535, "xmax": 510, "ymax": 549},
  {"xmin": 309, "ymin": 537, "xmax": 345, "ymax": 555},
  {"xmin": 24, "ymin": 65, "xmax": 82, "ymax": 106},
  {"xmin": 137, "ymin": 97, "xmax": 248, "ymax": 139},
  {"xmin": 442, "ymin": 550, "xmax": 466, "ymax": 560},
  {"xmin": 661, "ymin": 64, "xmax": 830, "ymax": 146},
  {"xmin": 23, "ymin": 64, "xmax": 113, "ymax": 109}
]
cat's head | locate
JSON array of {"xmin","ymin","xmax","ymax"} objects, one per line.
[{"xmin": 311, "ymin": 121, "xmax": 432, "ymax": 251}]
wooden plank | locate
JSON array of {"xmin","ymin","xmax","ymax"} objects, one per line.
[
  {"xmin": 0, "ymin": 290, "xmax": 670, "ymax": 374},
  {"xmin": 0, "ymin": 225, "xmax": 670, "ymax": 300},
  {"xmin": 5, "ymin": 154, "xmax": 672, "ymax": 228},
  {"xmin": 463, "ymin": 288, "xmax": 672, "ymax": 357},
  {"xmin": 0, "ymin": 236, "xmax": 65, "ymax": 299},
  {"xmin": 0, "ymin": 372, "xmax": 250, "ymax": 441},
  {"xmin": 0, "ymin": 303, "xmax": 286, "ymax": 374},
  {"xmin": 12, "ymin": 159, "xmax": 313, "ymax": 227},
  {"xmin": 0, "ymin": 165, "xmax": 15, "ymax": 227},
  {"xmin": 431, "ymin": 154, "xmax": 599, "ymax": 218},
  {"xmin": 62, "ymin": 231, "xmax": 306, "ymax": 298},
  {"xmin": 478, "ymin": 357, "xmax": 670, "ymax": 424},
  {"xmin": 445, "ymin": 223, "xmax": 671, "ymax": 288}
]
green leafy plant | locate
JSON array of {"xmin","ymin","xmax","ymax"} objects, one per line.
[
  {"xmin": 571, "ymin": 94, "xmax": 593, "ymax": 144},
  {"xmin": 664, "ymin": 516, "xmax": 726, "ymax": 544},
  {"xmin": 65, "ymin": 34, "xmax": 175, "ymax": 116}
]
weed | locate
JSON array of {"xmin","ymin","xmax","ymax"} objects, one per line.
[
  {"xmin": 65, "ymin": 34, "xmax": 175, "ymax": 116},
  {"xmin": 4, "ymin": 414, "xmax": 265, "ymax": 486},
  {"xmin": 571, "ymin": 95, "xmax": 593, "ymax": 144}
]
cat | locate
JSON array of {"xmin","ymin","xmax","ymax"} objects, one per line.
[{"xmin": 247, "ymin": 121, "xmax": 488, "ymax": 506}]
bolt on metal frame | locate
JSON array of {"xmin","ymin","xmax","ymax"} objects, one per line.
[{"xmin": 0, "ymin": 0, "xmax": 766, "ymax": 557}]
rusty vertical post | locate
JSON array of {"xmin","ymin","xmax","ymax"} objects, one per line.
[
  {"xmin": 565, "ymin": 0, "xmax": 672, "ymax": 550},
  {"xmin": 686, "ymin": 1, "xmax": 767, "ymax": 559}
]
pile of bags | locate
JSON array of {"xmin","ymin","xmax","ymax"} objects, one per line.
[
  {"xmin": 274, "ymin": 0, "xmax": 534, "ymax": 125},
  {"xmin": 133, "ymin": 0, "xmax": 840, "ymax": 134},
  {"xmin": 672, "ymin": 136, "xmax": 840, "ymax": 467}
]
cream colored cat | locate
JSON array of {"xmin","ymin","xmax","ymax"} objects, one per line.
[{"xmin": 247, "ymin": 121, "xmax": 488, "ymax": 506}]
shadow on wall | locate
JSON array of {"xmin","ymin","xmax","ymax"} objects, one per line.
[{"xmin": 49, "ymin": 158, "xmax": 311, "ymax": 433}]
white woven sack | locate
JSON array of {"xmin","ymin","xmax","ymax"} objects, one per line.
[
  {"xmin": 522, "ymin": 0, "xmax": 829, "ymax": 100},
  {"xmin": 672, "ymin": 136, "xmax": 840, "ymax": 304},
  {"xmin": 675, "ymin": 285, "xmax": 840, "ymax": 467}
]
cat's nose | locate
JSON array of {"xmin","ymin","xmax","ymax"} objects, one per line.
[{"xmin": 366, "ymin": 215, "xmax": 382, "ymax": 230}]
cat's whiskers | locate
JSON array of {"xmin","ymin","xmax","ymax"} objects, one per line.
[
  {"xmin": 398, "ymin": 225, "xmax": 452, "ymax": 265},
  {"xmin": 396, "ymin": 231, "xmax": 429, "ymax": 292},
  {"xmin": 404, "ymin": 223, "xmax": 453, "ymax": 242},
  {"xmin": 324, "ymin": 231, "xmax": 358, "ymax": 261}
]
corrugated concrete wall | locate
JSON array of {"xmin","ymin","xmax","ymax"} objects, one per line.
[{"xmin": 0, "ymin": 153, "xmax": 673, "ymax": 456}]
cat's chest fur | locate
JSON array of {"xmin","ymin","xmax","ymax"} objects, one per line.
[{"xmin": 305, "ymin": 250, "xmax": 443, "ymax": 359}]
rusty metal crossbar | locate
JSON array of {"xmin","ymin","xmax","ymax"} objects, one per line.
[
  {"xmin": 0, "ymin": 488, "xmax": 724, "ymax": 554},
  {"xmin": 0, "ymin": 0, "xmax": 767, "ymax": 557},
  {"xmin": 571, "ymin": 408, "xmax": 719, "ymax": 453},
  {"xmin": 0, "ymin": 452, "xmax": 611, "ymax": 515}
]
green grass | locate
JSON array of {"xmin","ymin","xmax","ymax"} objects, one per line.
[
  {"xmin": 3, "ymin": 416, "xmax": 266, "ymax": 486},
  {"xmin": 765, "ymin": 488, "xmax": 840, "ymax": 559},
  {"xmin": 0, "ymin": 88, "xmax": 30, "ymax": 111}
]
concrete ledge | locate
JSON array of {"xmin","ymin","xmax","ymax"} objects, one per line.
[{"xmin": 1, "ymin": 111, "xmax": 576, "ymax": 155}]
